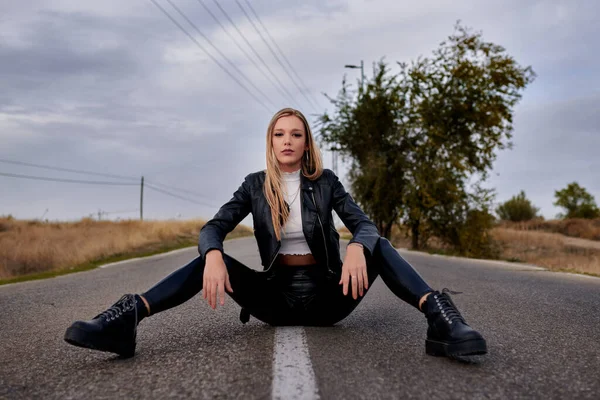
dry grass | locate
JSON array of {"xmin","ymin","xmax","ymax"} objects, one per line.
[
  {"xmin": 491, "ymin": 227, "xmax": 600, "ymax": 275},
  {"xmin": 339, "ymin": 224, "xmax": 600, "ymax": 276},
  {"xmin": 5, "ymin": 217, "xmax": 597, "ymax": 281},
  {"xmin": 0, "ymin": 217, "xmax": 252, "ymax": 280},
  {"xmin": 497, "ymin": 218, "xmax": 600, "ymax": 241}
]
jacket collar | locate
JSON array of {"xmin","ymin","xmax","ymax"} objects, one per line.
[
  {"xmin": 300, "ymin": 172, "xmax": 318, "ymax": 213},
  {"xmin": 300, "ymin": 172, "xmax": 313, "ymax": 191}
]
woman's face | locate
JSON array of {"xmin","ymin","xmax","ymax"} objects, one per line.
[{"xmin": 272, "ymin": 115, "xmax": 309, "ymax": 173}]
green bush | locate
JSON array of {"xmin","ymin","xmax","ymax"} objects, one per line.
[
  {"xmin": 496, "ymin": 191, "xmax": 540, "ymax": 222},
  {"xmin": 554, "ymin": 182, "xmax": 600, "ymax": 219},
  {"xmin": 428, "ymin": 203, "xmax": 500, "ymax": 259},
  {"xmin": 455, "ymin": 208, "xmax": 501, "ymax": 259}
]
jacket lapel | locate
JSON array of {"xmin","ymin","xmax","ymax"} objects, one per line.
[{"xmin": 300, "ymin": 173, "xmax": 317, "ymax": 245}]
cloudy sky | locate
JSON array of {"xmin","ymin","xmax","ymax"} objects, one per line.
[{"xmin": 1, "ymin": 0, "xmax": 598, "ymax": 226}]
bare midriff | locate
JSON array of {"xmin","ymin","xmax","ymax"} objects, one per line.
[{"xmin": 277, "ymin": 253, "xmax": 317, "ymax": 266}]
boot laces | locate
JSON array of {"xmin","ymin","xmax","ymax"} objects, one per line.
[
  {"xmin": 98, "ymin": 294, "xmax": 136, "ymax": 322},
  {"xmin": 433, "ymin": 288, "xmax": 465, "ymax": 325}
]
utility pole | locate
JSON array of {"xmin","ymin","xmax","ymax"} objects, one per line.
[
  {"xmin": 331, "ymin": 60, "xmax": 365, "ymax": 177},
  {"xmin": 331, "ymin": 145, "xmax": 338, "ymax": 176},
  {"xmin": 140, "ymin": 176, "xmax": 144, "ymax": 221},
  {"xmin": 345, "ymin": 60, "xmax": 364, "ymax": 90}
]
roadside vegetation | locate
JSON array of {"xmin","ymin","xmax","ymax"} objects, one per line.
[
  {"xmin": 340, "ymin": 221, "xmax": 600, "ymax": 277},
  {"xmin": 0, "ymin": 216, "xmax": 252, "ymax": 285},
  {"xmin": 3, "ymin": 215, "xmax": 597, "ymax": 286}
]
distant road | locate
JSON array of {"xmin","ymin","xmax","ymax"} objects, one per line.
[{"xmin": 1, "ymin": 237, "xmax": 599, "ymax": 399}]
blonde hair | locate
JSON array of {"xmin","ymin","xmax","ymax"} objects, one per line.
[{"xmin": 264, "ymin": 108, "xmax": 323, "ymax": 241}]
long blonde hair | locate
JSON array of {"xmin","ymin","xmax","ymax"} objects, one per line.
[{"xmin": 264, "ymin": 108, "xmax": 323, "ymax": 241}]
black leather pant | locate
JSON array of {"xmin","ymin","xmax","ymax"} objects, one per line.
[{"xmin": 142, "ymin": 237, "xmax": 433, "ymax": 326}]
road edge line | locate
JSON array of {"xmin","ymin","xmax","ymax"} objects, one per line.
[{"xmin": 396, "ymin": 247, "xmax": 600, "ymax": 280}]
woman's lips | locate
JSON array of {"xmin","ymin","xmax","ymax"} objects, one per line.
[{"xmin": 282, "ymin": 150, "xmax": 293, "ymax": 154}]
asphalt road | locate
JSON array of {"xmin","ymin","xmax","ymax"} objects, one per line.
[{"xmin": 1, "ymin": 237, "xmax": 599, "ymax": 399}]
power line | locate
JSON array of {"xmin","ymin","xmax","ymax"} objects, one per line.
[
  {"xmin": 164, "ymin": 0, "xmax": 276, "ymax": 110},
  {"xmin": 2, "ymin": 158, "xmax": 225, "ymax": 206},
  {"xmin": 195, "ymin": 0, "xmax": 297, "ymax": 107},
  {"xmin": 0, "ymin": 172, "xmax": 138, "ymax": 186},
  {"xmin": 242, "ymin": 0, "xmax": 323, "ymax": 111},
  {"xmin": 145, "ymin": 183, "xmax": 219, "ymax": 208},
  {"xmin": 0, "ymin": 158, "xmax": 138, "ymax": 181},
  {"xmin": 148, "ymin": 0, "xmax": 271, "ymax": 112},
  {"xmin": 145, "ymin": 179, "xmax": 217, "ymax": 203},
  {"xmin": 311, "ymin": 118, "xmax": 325, "ymax": 137},
  {"xmin": 235, "ymin": 0, "xmax": 318, "ymax": 113},
  {"xmin": 210, "ymin": 0, "xmax": 303, "ymax": 110}
]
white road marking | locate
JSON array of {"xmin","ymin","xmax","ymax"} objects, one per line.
[
  {"xmin": 272, "ymin": 327, "xmax": 319, "ymax": 400},
  {"xmin": 398, "ymin": 248, "xmax": 547, "ymax": 270},
  {"xmin": 99, "ymin": 237, "xmax": 251, "ymax": 269},
  {"xmin": 99, "ymin": 246, "xmax": 196, "ymax": 268}
]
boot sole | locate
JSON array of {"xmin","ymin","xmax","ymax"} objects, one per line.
[
  {"xmin": 425, "ymin": 338, "xmax": 487, "ymax": 357},
  {"xmin": 64, "ymin": 325, "xmax": 136, "ymax": 358}
]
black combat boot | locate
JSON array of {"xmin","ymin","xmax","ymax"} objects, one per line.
[
  {"xmin": 64, "ymin": 294, "xmax": 146, "ymax": 358},
  {"xmin": 422, "ymin": 288, "xmax": 487, "ymax": 357}
]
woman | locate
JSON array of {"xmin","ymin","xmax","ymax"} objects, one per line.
[{"xmin": 64, "ymin": 108, "xmax": 487, "ymax": 359}]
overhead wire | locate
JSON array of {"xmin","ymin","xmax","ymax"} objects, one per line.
[
  {"xmin": 145, "ymin": 179, "xmax": 218, "ymax": 204},
  {"xmin": 195, "ymin": 0, "xmax": 296, "ymax": 107},
  {"xmin": 0, "ymin": 172, "xmax": 138, "ymax": 186},
  {"xmin": 145, "ymin": 183, "xmax": 219, "ymax": 208},
  {"xmin": 164, "ymin": 0, "xmax": 276, "ymax": 110},
  {"xmin": 234, "ymin": 0, "xmax": 319, "ymax": 113},
  {"xmin": 210, "ymin": 0, "xmax": 303, "ymax": 110},
  {"xmin": 242, "ymin": 0, "xmax": 323, "ymax": 111},
  {"xmin": 0, "ymin": 158, "xmax": 138, "ymax": 181},
  {"xmin": 148, "ymin": 0, "xmax": 272, "ymax": 112},
  {"xmin": 2, "ymin": 158, "xmax": 221, "ymax": 206},
  {"xmin": 6, "ymin": 0, "xmax": 333, "ymax": 207}
]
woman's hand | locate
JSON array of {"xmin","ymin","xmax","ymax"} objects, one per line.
[
  {"xmin": 203, "ymin": 250, "xmax": 233, "ymax": 309},
  {"xmin": 339, "ymin": 243, "xmax": 368, "ymax": 299}
]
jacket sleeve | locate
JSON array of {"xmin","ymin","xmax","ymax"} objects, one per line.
[
  {"xmin": 198, "ymin": 174, "xmax": 252, "ymax": 259},
  {"xmin": 330, "ymin": 171, "xmax": 380, "ymax": 256}
]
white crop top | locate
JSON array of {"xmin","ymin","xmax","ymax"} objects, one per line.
[{"xmin": 279, "ymin": 168, "xmax": 312, "ymax": 255}]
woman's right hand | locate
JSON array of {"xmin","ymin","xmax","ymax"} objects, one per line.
[{"xmin": 203, "ymin": 250, "xmax": 233, "ymax": 309}]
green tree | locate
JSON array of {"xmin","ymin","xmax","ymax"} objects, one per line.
[
  {"xmin": 554, "ymin": 182, "xmax": 600, "ymax": 219},
  {"xmin": 319, "ymin": 22, "xmax": 535, "ymax": 255},
  {"xmin": 400, "ymin": 23, "xmax": 535, "ymax": 250},
  {"xmin": 496, "ymin": 190, "xmax": 540, "ymax": 222},
  {"xmin": 318, "ymin": 63, "xmax": 410, "ymax": 238}
]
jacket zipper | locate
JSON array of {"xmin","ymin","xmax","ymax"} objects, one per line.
[
  {"xmin": 265, "ymin": 201, "xmax": 292, "ymax": 272},
  {"xmin": 310, "ymin": 187, "xmax": 332, "ymax": 274},
  {"xmin": 265, "ymin": 242, "xmax": 281, "ymax": 273},
  {"xmin": 264, "ymin": 187, "xmax": 332, "ymax": 275}
]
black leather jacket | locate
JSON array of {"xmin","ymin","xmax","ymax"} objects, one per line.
[{"xmin": 198, "ymin": 169, "xmax": 380, "ymax": 278}]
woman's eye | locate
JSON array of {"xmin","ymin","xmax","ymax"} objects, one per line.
[{"xmin": 273, "ymin": 133, "xmax": 302, "ymax": 137}]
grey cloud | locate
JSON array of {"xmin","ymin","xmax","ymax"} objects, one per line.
[
  {"xmin": 1, "ymin": 0, "xmax": 599, "ymax": 224},
  {"xmin": 488, "ymin": 93, "xmax": 600, "ymax": 218},
  {"xmin": 0, "ymin": 11, "xmax": 145, "ymax": 78},
  {"xmin": 524, "ymin": 94, "xmax": 600, "ymax": 135}
]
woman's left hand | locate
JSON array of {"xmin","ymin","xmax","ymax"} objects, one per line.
[{"xmin": 339, "ymin": 243, "xmax": 368, "ymax": 299}]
